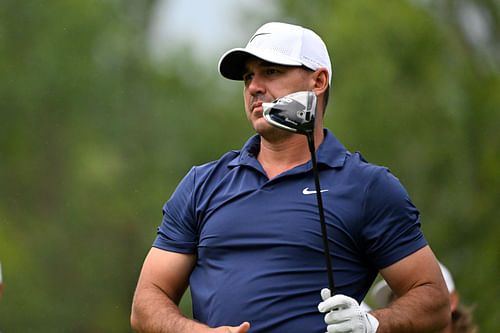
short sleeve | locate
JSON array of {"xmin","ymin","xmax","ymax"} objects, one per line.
[
  {"xmin": 361, "ymin": 168, "xmax": 427, "ymax": 269},
  {"xmin": 153, "ymin": 167, "xmax": 198, "ymax": 254}
]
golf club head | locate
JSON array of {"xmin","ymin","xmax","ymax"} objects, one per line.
[{"xmin": 262, "ymin": 91, "xmax": 317, "ymax": 135}]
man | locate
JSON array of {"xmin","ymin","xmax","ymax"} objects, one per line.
[
  {"xmin": 371, "ymin": 262, "xmax": 477, "ymax": 333},
  {"xmin": 131, "ymin": 22, "xmax": 450, "ymax": 332}
]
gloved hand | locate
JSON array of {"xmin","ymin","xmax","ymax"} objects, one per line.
[{"xmin": 318, "ymin": 288, "xmax": 379, "ymax": 333}]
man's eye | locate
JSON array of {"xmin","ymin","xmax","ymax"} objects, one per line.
[
  {"xmin": 266, "ymin": 69, "xmax": 278, "ymax": 75},
  {"xmin": 243, "ymin": 73, "xmax": 253, "ymax": 82}
]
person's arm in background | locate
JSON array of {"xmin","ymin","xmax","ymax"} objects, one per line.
[
  {"xmin": 371, "ymin": 245, "xmax": 450, "ymax": 332},
  {"xmin": 130, "ymin": 247, "xmax": 250, "ymax": 333}
]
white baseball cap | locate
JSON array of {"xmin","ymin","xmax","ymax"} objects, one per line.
[
  {"xmin": 371, "ymin": 262, "xmax": 455, "ymax": 308},
  {"xmin": 218, "ymin": 22, "xmax": 332, "ymax": 84}
]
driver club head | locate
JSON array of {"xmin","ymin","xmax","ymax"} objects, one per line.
[{"xmin": 262, "ymin": 91, "xmax": 317, "ymax": 135}]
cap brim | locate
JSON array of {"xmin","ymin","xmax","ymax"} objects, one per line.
[{"xmin": 218, "ymin": 48, "xmax": 303, "ymax": 81}]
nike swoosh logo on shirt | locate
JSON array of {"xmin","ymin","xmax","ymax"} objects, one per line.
[{"xmin": 302, "ymin": 187, "xmax": 329, "ymax": 195}]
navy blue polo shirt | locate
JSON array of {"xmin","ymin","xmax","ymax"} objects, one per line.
[{"xmin": 154, "ymin": 129, "xmax": 426, "ymax": 332}]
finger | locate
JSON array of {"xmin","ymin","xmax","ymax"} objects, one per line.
[
  {"xmin": 319, "ymin": 294, "xmax": 345, "ymax": 313},
  {"xmin": 324, "ymin": 308, "xmax": 356, "ymax": 324},
  {"xmin": 321, "ymin": 288, "xmax": 331, "ymax": 301},
  {"xmin": 318, "ymin": 294, "xmax": 359, "ymax": 313},
  {"xmin": 327, "ymin": 321, "xmax": 360, "ymax": 333},
  {"xmin": 235, "ymin": 321, "xmax": 250, "ymax": 333}
]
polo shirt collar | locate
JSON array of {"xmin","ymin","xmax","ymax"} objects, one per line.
[{"xmin": 229, "ymin": 129, "xmax": 348, "ymax": 169}]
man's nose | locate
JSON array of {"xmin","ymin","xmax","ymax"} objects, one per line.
[{"xmin": 247, "ymin": 74, "xmax": 266, "ymax": 96}]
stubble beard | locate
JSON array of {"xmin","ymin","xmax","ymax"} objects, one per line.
[
  {"xmin": 247, "ymin": 93, "xmax": 291, "ymax": 141},
  {"xmin": 247, "ymin": 102, "xmax": 293, "ymax": 143},
  {"xmin": 256, "ymin": 122, "xmax": 294, "ymax": 143}
]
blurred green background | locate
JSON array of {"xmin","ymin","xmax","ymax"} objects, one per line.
[{"xmin": 1, "ymin": 0, "xmax": 498, "ymax": 331}]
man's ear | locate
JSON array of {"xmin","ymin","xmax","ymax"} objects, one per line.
[
  {"xmin": 450, "ymin": 291, "xmax": 459, "ymax": 313},
  {"xmin": 311, "ymin": 68, "xmax": 329, "ymax": 95}
]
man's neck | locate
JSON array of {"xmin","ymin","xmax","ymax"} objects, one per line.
[{"xmin": 257, "ymin": 128, "xmax": 324, "ymax": 179}]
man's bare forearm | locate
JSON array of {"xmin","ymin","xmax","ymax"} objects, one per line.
[
  {"xmin": 131, "ymin": 285, "xmax": 207, "ymax": 333},
  {"xmin": 371, "ymin": 283, "xmax": 450, "ymax": 333}
]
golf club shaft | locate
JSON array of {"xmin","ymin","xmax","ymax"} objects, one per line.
[{"xmin": 307, "ymin": 134, "xmax": 336, "ymax": 294}]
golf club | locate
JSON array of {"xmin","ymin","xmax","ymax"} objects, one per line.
[{"xmin": 262, "ymin": 91, "xmax": 335, "ymax": 294}]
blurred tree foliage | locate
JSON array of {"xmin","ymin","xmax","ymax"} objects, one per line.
[
  {"xmin": 0, "ymin": 0, "xmax": 498, "ymax": 332},
  {"xmin": 0, "ymin": 0, "xmax": 248, "ymax": 331}
]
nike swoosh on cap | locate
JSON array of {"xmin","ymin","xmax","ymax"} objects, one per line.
[
  {"xmin": 249, "ymin": 32, "xmax": 271, "ymax": 43},
  {"xmin": 302, "ymin": 187, "xmax": 329, "ymax": 195}
]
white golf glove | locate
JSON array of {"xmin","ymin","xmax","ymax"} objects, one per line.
[{"xmin": 318, "ymin": 288, "xmax": 379, "ymax": 333}]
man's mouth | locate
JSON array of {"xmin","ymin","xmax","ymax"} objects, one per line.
[{"xmin": 251, "ymin": 100, "xmax": 263, "ymax": 113}]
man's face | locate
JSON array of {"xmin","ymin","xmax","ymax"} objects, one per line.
[{"xmin": 242, "ymin": 57, "xmax": 314, "ymax": 138}]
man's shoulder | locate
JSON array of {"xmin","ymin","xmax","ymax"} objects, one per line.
[
  {"xmin": 343, "ymin": 152, "xmax": 411, "ymax": 202},
  {"xmin": 344, "ymin": 151, "xmax": 389, "ymax": 177}
]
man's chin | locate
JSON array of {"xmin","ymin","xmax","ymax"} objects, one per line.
[{"xmin": 255, "ymin": 124, "xmax": 292, "ymax": 141}]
